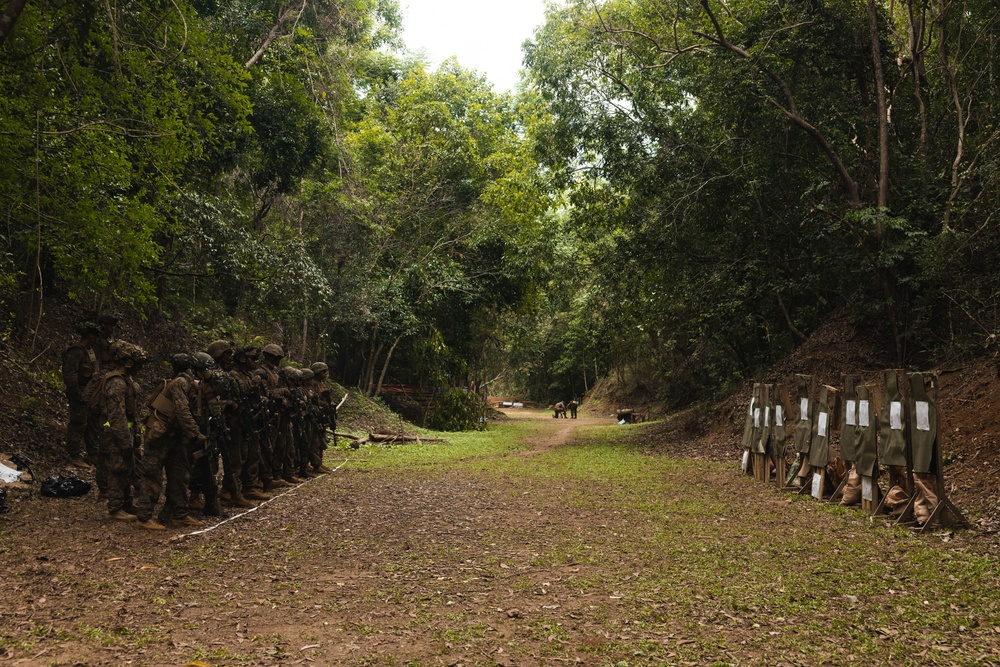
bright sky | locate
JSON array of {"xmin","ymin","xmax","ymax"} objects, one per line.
[{"xmin": 400, "ymin": 0, "xmax": 550, "ymax": 92}]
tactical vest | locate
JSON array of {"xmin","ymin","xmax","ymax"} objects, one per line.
[
  {"xmin": 63, "ymin": 344, "xmax": 98, "ymax": 384},
  {"xmin": 149, "ymin": 379, "xmax": 176, "ymax": 417},
  {"xmin": 83, "ymin": 369, "xmax": 125, "ymax": 409}
]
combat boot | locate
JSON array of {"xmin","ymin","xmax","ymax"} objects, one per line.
[
  {"xmin": 137, "ymin": 519, "xmax": 166, "ymax": 531},
  {"xmin": 69, "ymin": 456, "xmax": 93, "ymax": 469},
  {"xmin": 188, "ymin": 492, "xmax": 205, "ymax": 511},
  {"xmin": 110, "ymin": 509, "xmax": 137, "ymax": 521},
  {"xmin": 219, "ymin": 489, "xmax": 234, "ymax": 501},
  {"xmin": 244, "ymin": 488, "xmax": 269, "ymax": 501},
  {"xmin": 174, "ymin": 515, "xmax": 205, "ymax": 527},
  {"xmin": 229, "ymin": 494, "xmax": 254, "ymax": 509},
  {"xmin": 267, "ymin": 478, "xmax": 291, "ymax": 489},
  {"xmin": 283, "ymin": 474, "xmax": 304, "ymax": 484},
  {"xmin": 313, "ymin": 464, "xmax": 333, "ymax": 474}
]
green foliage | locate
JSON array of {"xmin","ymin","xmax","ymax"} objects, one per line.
[
  {"xmin": 426, "ymin": 389, "xmax": 486, "ymax": 432},
  {"xmin": 520, "ymin": 0, "xmax": 1000, "ymax": 404}
]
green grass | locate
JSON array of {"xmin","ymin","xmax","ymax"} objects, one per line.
[{"xmin": 348, "ymin": 416, "xmax": 1000, "ymax": 666}]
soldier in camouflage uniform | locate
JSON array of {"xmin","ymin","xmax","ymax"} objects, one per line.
[
  {"xmin": 261, "ymin": 344, "xmax": 300, "ymax": 485},
  {"xmin": 135, "ymin": 353, "xmax": 212, "ymax": 530},
  {"xmin": 88, "ymin": 341, "xmax": 146, "ymax": 520},
  {"xmin": 232, "ymin": 347, "xmax": 270, "ymax": 500},
  {"xmin": 62, "ymin": 321, "xmax": 101, "ymax": 468},
  {"xmin": 308, "ymin": 362, "xmax": 335, "ymax": 474},
  {"xmin": 188, "ymin": 358, "xmax": 229, "ymax": 517},
  {"xmin": 206, "ymin": 341, "xmax": 252, "ymax": 509},
  {"xmin": 278, "ymin": 366, "xmax": 308, "ymax": 482},
  {"xmin": 296, "ymin": 368, "xmax": 318, "ymax": 478}
]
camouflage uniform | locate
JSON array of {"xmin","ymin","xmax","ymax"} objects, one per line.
[
  {"xmin": 137, "ymin": 373, "xmax": 202, "ymax": 523},
  {"xmin": 94, "ymin": 370, "xmax": 141, "ymax": 515},
  {"xmin": 262, "ymin": 351, "xmax": 296, "ymax": 483},
  {"xmin": 300, "ymin": 370, "xmax": 326, "ymax": 472},
  {"xmin": 228, "ymin": 356, "xmax": 268, "ymax": 501},
  {"xmin": 62, "ymin": 334, "xmax": 99, "ymax": 463}
]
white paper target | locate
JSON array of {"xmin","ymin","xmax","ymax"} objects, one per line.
[
  {"xmin": 859, "ymin": 400, "xmax": 870, "ymax": 427},
  {"xmin": 845, "ymin": 399, "xmax": 857, "ymax": 426},
  {"xmin": 890, "ymin": 401, "xmax": 903, "ymax": 430},
  {"xmin": 916, "ymin": 401, "xmax": 931, "ymax": 431},
  {"xmin": 817, "ymin": 412, "xmax": 828, "ymax": 438},
  {"xmin": 800, "ymin": 398, "xmax": 809, "ymax": 421}
]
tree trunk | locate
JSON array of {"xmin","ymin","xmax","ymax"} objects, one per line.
[
  {"xmin": 867, "ymin": 0, "xmax": 890, "ymax": 215},
  {"xmin": 0, "ymin": 0, "xmax": 28, "ymax": 49},
  {"xmin": 373, "ymin": 335, "xmax": 403, "ymax": 398}
]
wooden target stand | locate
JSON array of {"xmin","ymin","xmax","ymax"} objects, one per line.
[
  {"xmin": 797, "ymin": 384, "xmax": 838, "ymax": 501},
  {"xmin": 884, "ymin": 373, "xmax": 969, "ymax": 531},
  {"xmin": 871, "ymin": 369, "xmax": 908, "ymax": 518}
]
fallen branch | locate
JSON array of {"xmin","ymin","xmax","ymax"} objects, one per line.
[
  {"xmin": 333, "ymin": 432, "xmax": 359, "ymax": 441},
  {"xmin": 368, "ymin": 433, "xmax": 446, "ymax": 443}
]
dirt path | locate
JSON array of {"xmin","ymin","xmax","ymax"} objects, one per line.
[
  {"xmin": 504, "ymin": 410, "xmax": 602, "ymax": 456},
  {"xmin": 2, "ymin": 411, "xmax": 999, "ymax": 667}
]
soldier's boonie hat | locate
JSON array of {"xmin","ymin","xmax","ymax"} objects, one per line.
[
  {"xmin": 206, "ymin": 340, "xmax": 232, "ymax": 359},
  {"xmin": 111, "ymin": 341, "xmax": 148, "ymax": 363},
  {"xmin": 189, "ymin": 352, "xmax": 217, "ymax": 371},
  {"xmin": 309, "ymin": 362, "xmax": 328, "ymax": 374},
  {"xmin": 299, "ymin": 368, "xmax": 314, "ymax": 380},
  {"xmin": 262, "ymin": 343, "xmax": 284, "ymax": 358},
  {"xmin": 74, "ymin": 320, "xmax": 101, "ymax": 336}
]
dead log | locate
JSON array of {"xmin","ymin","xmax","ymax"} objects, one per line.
[{"xmin": 368, "ymin": 433, "xmax": 446, "ymax": 443}]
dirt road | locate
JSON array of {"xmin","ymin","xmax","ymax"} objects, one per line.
[{"xmin": 2, "ymin": 410, "xmax": 998, "ymax": 666}]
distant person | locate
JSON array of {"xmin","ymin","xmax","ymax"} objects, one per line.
[
  {"xmin": 553, "ymin": 401, "xmax": 567, "ymax": 418},
  {"xmin": 568, "ymin": 399, "xmax": 579, "ymax": 419},
  {"xmin": 62, "ymin": 320, "xmax": 101, "ymax": 468}
]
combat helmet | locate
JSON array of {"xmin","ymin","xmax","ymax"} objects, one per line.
[
  {"xmin": 206, "ymin": 340, "xmax": 232, "ymax": 359},
  {"xmin": 169, "ymin": 353, "xmax": 191, "ymax": 374},
  {"xmin": 189, "ymin": 352, "xmax": 217, "ymax": 371},
  {"xmin": 110, "ymin": 341, "xmax": 148, "ymax": 364},
  {"xmin": 262, "ymin": 343, "xmax": 284, "ymax": 358},
  {"xmin": 309, "ymin": 362, "xmax": 328, "ymax": 374},
  {"xmin": 299, "ymin": 368, "xmax": 314, "ymax": 381},
  {"xmin": 235, "ymin": 345, "xmax": 260, "ymax": 360},
  {"xmin": 278, "ymin": 366, "xmax": 300, "ymax": 383},
  {"xmin": 74, "ymin": 320, "xmax": 101, "ymax": 337}
]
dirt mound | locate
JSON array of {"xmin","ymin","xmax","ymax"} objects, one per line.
[{"xmin": 637, "ymin": 308, "xmax": 1000, "ymax": 533}]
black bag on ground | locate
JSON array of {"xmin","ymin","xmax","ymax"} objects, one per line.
[{"xmin": 40, "ymin": 475, "xmax": 92, "ymax": 497}]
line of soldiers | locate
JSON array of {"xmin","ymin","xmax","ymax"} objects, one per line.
[{"xmin": 62, "ymin": 322, "xmax": 341, "ymax": 530}]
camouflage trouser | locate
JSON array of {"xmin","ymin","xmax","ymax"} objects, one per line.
[
  {"xmin": 308, "ymin": 421, "xmax": 325, "ymax": 468},
  {"xmin": 188, "ymin": 442, "xmax": 219, "ymax": 510},
  {"xmin": 103, "ymin": 433, "xmax": 135, "ymax": 513},
  {"xmin": 221, "ymin": 414, "xmax": 244, "ymax": 496},
  {"xmin": 241, "ymin": 426, "xmax": 262, "ymax": 489},
  {"xmin": 136, "ymin": 424, "xmax": 190, "ymax": 521},
  {"xmin": 273, "ymin": 419, "xmax": 295, "ymax": 479}
]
